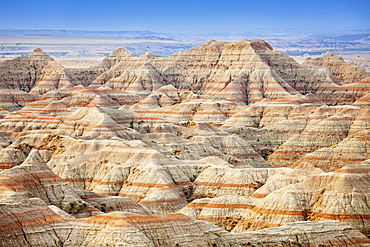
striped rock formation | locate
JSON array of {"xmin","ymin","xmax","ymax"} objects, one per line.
[
  {"xmin": 1, "ymin": 39, "xmax": 370, "ymax": 244},
  {"xmin": 351, "ymin": 55, "xmax": 370, "ymax": 72},
  {"xmin": 2, "ymin": 148, "xmax": 368, "ymax": 246},
  {"xmin": 0, "ymin": 48, "xmax": 53, "ymax": 92},
  {"xmin": 1, "ymin": 40, "xmax": 369, "ymax": 107},
  {"xmin": 1, "ymin": 202, "xmax": 369, "ymax": 247},
  {"xmin": 4, "ymin": 134, "xmax": 193, "ymax": 214},
  {"xmin": 292, "ymin": 129, "xmax": 370, "ymax": 172},
  {"xmin": 354, "ymin": 89, "xmax": 370, "ymax": 109},
  {"xmin": 1, "ymin": 146, "xmax": 369, "ymax": 246},
  {"xmin": 2, "ymin": 172, "xmax": 370, "ymax": 247},
  {"xmin": 192, "ymin": 166, "xmax": 278, "ymax": 199},
  {"xmin": 179, "ymin": 195, "xmax": 256, "ymax": 231},
  {"xmin": 0, "ymin": 48, "xmax": 101, "ymax": 97},
  {"xmin": 250, "ymin": 162, "xmax": 324, "ymax": 199},
  {"xmin": 86, "ymin": 39, "xmax": 354, "ymax": 105},
  {"xmin": 43, "ymin": 133, "xmax": 269, "ymax": 214},
  {"xmin": 268, "ymin": 105, "xmax": 369, "ymax": 168},
  {"xmin": 303, "ymin": 52, "xmax": 369, "ymax": 84},
  {"xmin": 232, "ymin": 161, "xmax": 370, "ymax": 235},
  {"xmin": 0, "ymin": 124, "xmax": 271, "ymax": 216},
  {"xmin": 179, "ymin": 164, "xmax": 322, "ymax": 230},
  {"xmin": 0, "ymin": 89, "xmax": 37, "ymax": 111},
  {"xmin": 0, "ymin": 149, "xmax": 150, "ymax": 218}
]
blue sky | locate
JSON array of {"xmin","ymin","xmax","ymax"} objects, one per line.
[{"xmin": 0, "ymin": 0, "xmax": 369, "ymax": 32}]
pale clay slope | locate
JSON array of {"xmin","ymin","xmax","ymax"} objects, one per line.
[
  {"xmin": 0, "ymin": 150, "xmax": 369, "ymax": 246},
  {"xmin": 1, "ymin": 40, "xmax": 370, "ymax": 246}
]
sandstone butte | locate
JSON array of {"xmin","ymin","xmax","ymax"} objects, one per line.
[{"xmin": 1, "ymin": 39, "xmax": 370, "ymax": 246}]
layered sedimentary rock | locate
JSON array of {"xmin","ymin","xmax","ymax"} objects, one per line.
[
  {"xmin": 1, "ymin": 40, "xmax": 368, "ymax": 107},
  {"xmin": 180, "ymin": 195, "xmax": 256, "ymax": 231},
  {"xmin": 233, "ymin": 162, "xmax": 370, "ymax": 234},
  {"xmin": 351, "ymin": 55, "xmax": 370, "ymax": 72},
  {"xmin": 2, "ymin": 40, "xmax": 369, "ymax": 107},
  {"xmin": 179, "ymin": 164, "xmax": 323, "ymax": 230},
  {"xmin": 0, "ymin": 48, "xmax": 54, "ymax": 92},
  {"xmin": 3, "ymin": 148, "xmax": 368, "ymax": 246},
  {"xmin": 192, "ymin": 166, "xmax": 277, "ymax": 198},
  {"xmin": 354, "ymin": 90, "xmax": 370, "ymax": 109},
  {"xmin": 292, "ymin": 129, "xmax": 370, "ymax": 171},
  {"xmin": 250, "ymin": 162, "xmax": 324, "ymax": 199},
  {"xmin": 83, "ymin": 39, "xmax": 365, "ymax": 105},
  {"xmin": 268, "ymin": 105, "xmax": 367, "ymax": 168},
  {"xmin": 0, "ymin": 48, "xmax": 101, "ymax": 97},
  {"xmin": 1, "ymin": 39, "xmax": 370, "ymax": 245},
  {"xmin": 303, "ymin": 52, "xmax": 369, "ymax": 84},
  {"xmin": 2, "ymin": 153, "xmax": 370, "ymax": 246},
  {"xmin": 0, "ymin": 89, "xmax": 37, "ymax": 111},
  {"xmin": 2, "ymin": 202, "xmax": 369, "ymax": 247},
  {"xmin": 0, "ymin": 149, "xmax": 151, "ymax": 218}
]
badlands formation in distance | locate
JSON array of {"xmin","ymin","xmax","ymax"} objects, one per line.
[{"xmin": 0, "ymin": 39, "xmax": 370, "ymax": 246}]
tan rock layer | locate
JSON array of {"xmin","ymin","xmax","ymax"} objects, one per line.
[{"xmin": 233, "ymin": 162, "xmax": 370, "ymax": 234}]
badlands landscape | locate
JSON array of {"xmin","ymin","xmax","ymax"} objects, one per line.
[{"xmin": 1, "ymin": 39, "xmax": 370, "ymax": 246}]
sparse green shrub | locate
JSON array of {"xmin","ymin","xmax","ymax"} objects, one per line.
[{"xmin": 69, "ymin": 201, "xmax": 77, "ymax": 208}]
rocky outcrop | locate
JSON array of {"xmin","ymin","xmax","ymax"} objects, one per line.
[
  {"xmin": 0, "ymin": 145, "xmax": 151, "ymax": 211},
  {"xmin": 350, "ymin": 55, "xmax": 370, "ymax": 72},
  {"xmin": 1, "ymin": 40, "xmax": 370, "ymax": 245},
  {"xmin": 1, "ymin": 205, "xmax": 369, "ymax": 247},
  {"xmin": 192, "ymin": 166, "xmax": 277, "ymax": 199},
  {"xmin": 2, "ymin": 41, "xmax": 369, "ymax": 106},
  {"xmin": 250, "ymin": 162, "xmax": 324, "ymax": 199},
  {"xmin": 0, "ymin": 149, "xmax": 98, "ymax": 217},
  {"xmin": 73, "ymin": 39, "xmax": 358, "ymax": 105},
  {"xmin": 233, "ymin": 162, "xmax": 370, "ymax": 234},
  {"xmin": 151, "ymin": 39, "xmax": 344, "ymax": 105},
  {"xmin": 268, "ymin": 105, "xmax": 366, "ymax": 168},
  {"xmin": 292, "ymin": 129, "xmax": 370, "ymax": 172},
  {"xmin": 0, "ymin": 89, "xmax": 37, "ymax": 111},
  {"xmin": 303, "ymin": 52, "xmax": 369, "ymax": 84},
  {"xmin": 0, "ymin": 48, "xmax": 54, "ymax": 92},
  {"xmin": 3, "ymin": 148, "xmax": 368, "ymax": 246},
  {"xmin": 180, "ymin": 195, "xmax": 256, "ymax": 231},
  {"xmin": 0, "ymin": 49, "xmax": 101, "ymax": 97}
]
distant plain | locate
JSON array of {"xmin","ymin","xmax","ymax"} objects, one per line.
[{"xmin": 1, "ymin": 28, "xmax": 370, "ymax": 68}]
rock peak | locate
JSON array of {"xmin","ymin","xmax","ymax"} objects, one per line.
[
  {"xmin": 323, "ymin": 51, "xmax": 334, "ymax": 57},
  {"xmin": 206, "ymin": 39, "xmax": 218, "ymax": 44},
  {"xmin": 109, "ymin": 48, "xmax": 131, "ymax": 58},
  {"xmin": 227, "ymin": 39, "xmax": 274, "ymax": 51},
  {"xmin": 140, "ymin": 51, "xmax": 161, "ymax": 59},
  {"xmin": 250, "ymin": 39, "xmax": 274, "ymax": 51},
  {"xmin": 29, "ymin": 48, "xmax": 48, "ymax": 56}
]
